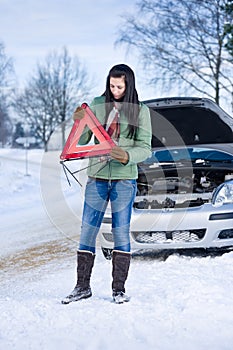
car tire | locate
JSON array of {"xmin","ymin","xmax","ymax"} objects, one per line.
[{"xmin": 101, "ymin": 247, "xmax": 113, "ymax": 260}]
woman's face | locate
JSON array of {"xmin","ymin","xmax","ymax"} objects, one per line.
[{"xmin": 110, "ymin": 76, "xmax": 126, "ymax": 100}]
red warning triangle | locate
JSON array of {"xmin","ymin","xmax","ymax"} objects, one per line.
[{"xmin": 60, "ymin": 103, "xmax": 116, "ymax": 160}]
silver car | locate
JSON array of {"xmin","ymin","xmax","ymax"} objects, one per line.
[{"xmin": 99, "ymin": 97, "xmax": 233, "ymax": 259}]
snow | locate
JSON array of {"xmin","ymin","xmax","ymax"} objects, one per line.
[{"xmin": 1, "ymin": 148, "xmax": 233, "ymax": 350}]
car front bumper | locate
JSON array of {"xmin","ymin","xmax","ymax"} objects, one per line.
[{"xmin": 99, "ymin": 203, "xmax": 233, "ymax": 252}]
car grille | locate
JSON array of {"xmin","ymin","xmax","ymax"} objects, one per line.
[
  {"xmin": 131, "ymin": 229, "xmax": 206, "ymax": 244},
  {"xmin": 218, "ymin": 229, "xmax": 233, "ymax": 239},
  {"xmin": 102, "ymin": 229, "xmax": 206, "ymax": 244},
  {"xmin": 102, "ymin": 233, "xmax": 114, "ymax": 242}
]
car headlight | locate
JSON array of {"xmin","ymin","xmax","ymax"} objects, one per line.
[{"xmin": 212, "ymin": 180, "xmax": 233, "ymax": 207}]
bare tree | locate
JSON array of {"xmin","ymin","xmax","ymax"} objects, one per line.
[
  {"xmin": 224, "ymin": 0, "xmax": 233, "ymax": 57},
  {"xmin": 0, "ymin": 41, "xmax": 14, "ymax": 146},
  {"xmin": 116, "ymin": 0, "xmax": 233, "ymax": 106},
  {"xmin": 13, "ymin": 47, "xmax": 94, "ymax": 151},
  {"xmin": 0, "ymin": 96, "xmax": 13, "ymax": 147}
]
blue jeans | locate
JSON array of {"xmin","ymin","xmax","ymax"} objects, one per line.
[{"xmin": 79, "ymin": 178, "xmax": 137, "ymax": 253}]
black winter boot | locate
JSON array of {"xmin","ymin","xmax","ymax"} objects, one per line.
[
  {"xmin": 112, "ymin": 250, "xmax": 131, "ymax": 304},
  {"xmin": 61, "ymin": 250, "xmax": 95, "ymax": 304}
]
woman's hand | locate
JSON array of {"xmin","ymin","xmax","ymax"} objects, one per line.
[{"xmin": 110, "ymin": 146, "xmax": 129, "ymax": 164}]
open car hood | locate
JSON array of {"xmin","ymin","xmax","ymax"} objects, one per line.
[{"xmin": 144, "ymin": 97, "xmax": 233, "ymax": 148}]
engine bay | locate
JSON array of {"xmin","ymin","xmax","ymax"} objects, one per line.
[{"xmin": 134, "ymin": 166, "xmax": 233, "ymax": 209}]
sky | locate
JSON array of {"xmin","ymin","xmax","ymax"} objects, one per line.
[{"xmin": 0, "ymin": 0, "xmax": 156, "ymax": 100}]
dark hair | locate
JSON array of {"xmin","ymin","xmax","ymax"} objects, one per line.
[{"xmin": 103, "ymin": 64, "xmax": 140, "ymax": 139}]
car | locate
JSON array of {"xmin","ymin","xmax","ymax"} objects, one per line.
[{"xmin": 99, "ymin": 97, "xmax": 233, "ymax": 259}]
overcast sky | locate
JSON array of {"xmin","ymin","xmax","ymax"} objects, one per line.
[{"xmin": 0, "ymin": 0, "xmax": 156, "ymax": 99}]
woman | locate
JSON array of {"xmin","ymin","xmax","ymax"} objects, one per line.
[{"xmin": 62, "ymin": 64, "xmax": 152, "ymax": 304}]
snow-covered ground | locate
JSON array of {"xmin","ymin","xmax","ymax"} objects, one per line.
[{"xmin": 1, "ymin": 148, "xmax": 233, "ymax": 350}]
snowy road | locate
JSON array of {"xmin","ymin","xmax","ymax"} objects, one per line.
[
  {"xmin": 1, "ymin": 149, "xmax": 233, "ymax": 350},
  {"xmin": 0, "ymin": 149, "xmax": 83, "ymax": 257}
]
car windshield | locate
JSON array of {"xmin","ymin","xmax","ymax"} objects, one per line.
[{"xmin": 145, "ymin": 147, "xmax": 233, "ymax": 164}]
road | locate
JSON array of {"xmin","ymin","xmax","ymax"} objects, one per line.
[{"xmin": 0, "ymin": 149, "xmax": 88, "ymax": 275}]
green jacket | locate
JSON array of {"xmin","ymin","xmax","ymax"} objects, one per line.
[{"xmin": 79, "ymin": 96, "xmax": 152, "ymax": 180}]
